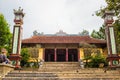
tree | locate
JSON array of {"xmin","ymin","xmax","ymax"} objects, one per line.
[
  {"xmin": 114, "ymin": 20, "xmax": 120, "ymax": 52},
  {"xmin": 91, "ymin": 25, "xmax": 105, "ymax": 39},
  {"xmin": 0, "ymin": 13, "xmax": 12, "ymax": 52},
  {"xmin": 33, "ymin": 30, "xmax": 44, "ymax": 36},
  {"xmin": 79, "ymin": 29, "xmax": 89, "ymax": 36},
  {"xmin": 96, "ymin": 0, "xmax": 120, "ymax": 18},
  {"xmin": 95, "ymin": 0, "xmax": 120, "ymax": 53},
  {"xmin": 33, "ymin": 30, "xmax": 38, "ymax": 36},
  {"xmin": 21, "ymin": 48, "xmax": 30, "ymax": 67},
  {"xmin": 90, "ymin": 54, "xmax": 107, "ymax": 68}
]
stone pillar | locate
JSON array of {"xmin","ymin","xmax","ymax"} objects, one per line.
[
  {"xmin": 103, "ymin": 10, "xmax": 120, "ymax": 67},
  {"xmin": 9, "ymin": 7, "xmax": 25, "ymax": 69}
]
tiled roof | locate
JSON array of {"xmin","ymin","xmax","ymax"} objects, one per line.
[{"xmin": 22, "ymin": 36, "xmax": 106, "ymax": 44}]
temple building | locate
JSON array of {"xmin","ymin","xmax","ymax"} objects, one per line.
[{"xmin": 22, "ymin": 30, "xmax": 106, "ymax": 62}]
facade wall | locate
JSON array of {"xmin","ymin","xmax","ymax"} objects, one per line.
[
  {"xmin": 39, "ymin": 48, "xmax": 44, "ymax": 60},
  {"xmin": 103, "ymin": 48, "xmax": 108, "ymax": 57},
  {"xmin": 79, "ymin": 48, "xmax": 104, "ymax": 60},
  {"xmin": 28, "ymin": 48, "xmax": 39, "ymax": 62},
  {"xmin": 79, "ymin": 48, "xmax": 84, "ymax": 60},
  {"xmin": 27, "ymin": 47, "xmax": 105, "ymax": 62}
]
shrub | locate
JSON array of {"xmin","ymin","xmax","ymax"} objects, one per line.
[
  {"xmin": 89, "ymin": 54, "xmax": 108, "ymax": 68},
  {"xmin": 21, "ymin": 48, "xmax": 30, "ymax": 67}
]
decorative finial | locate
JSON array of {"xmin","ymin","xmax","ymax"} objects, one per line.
[{"xmin": 13, "ymin": 7, "xmax": 25, "ymax": 17}]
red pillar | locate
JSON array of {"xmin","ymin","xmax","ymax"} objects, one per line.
[
  {"xmin": 43, "ymin": 48, "xmax": 45, "ymax": 61},
  {"xmin": 78, "ymin": 49, "xmax": 80, "ymax": 61},
  {"xmin": 54, "ymin": 48, "xmax": 57, "ymax": 62},
  {"xmin": 66, "ymin": 48, "xmax": 68, "ymax": 62},
  {"xmin": 15, "ymin": 60, "xmax": 19, "ymax": 68}
]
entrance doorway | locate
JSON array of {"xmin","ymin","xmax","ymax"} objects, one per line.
[
  {"xmin": 57, "ymin": 49, "xmax": 66, "ymax": 62},
  {"xmin": 45, "ymin": 48, "xmax": 78, "ymax": 62},
  {"xmin": 45, "ymin": 49, "xmax": 54, "ymax": 62},
  {"xmin": 68, "ymin": 49, "xmax": 78, "ymax": 61}
]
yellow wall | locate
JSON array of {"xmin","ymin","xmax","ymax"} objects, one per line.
[
  {"xmin": 91, "ymin": 48, "xmax": 103, "ymax": 56},
  {"xmin": 79, "ymin": 48, "xmax": 104, "ymax": 60},
  {"xmin": 38, "ymin": 48, "xmax": 44, "ymax": 60},
  {"xmin": 27, "ymin": 47, "xmax": 105, "ymax": 62},
  {"xmin": 103, "ymin": 48, "xmax": 108, "ymax": 57},
  {"xmin": 79, "ymin": 48, "xmax": 84, "ymax": 60},
  {"xmin": 28, "ymin": 48, "xmax": 44, "ymax": 62}
]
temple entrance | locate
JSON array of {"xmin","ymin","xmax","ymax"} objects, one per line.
[
  {"xmin": 57, "ymin": 49, "xmax": 66, "ymax": 62},
  {"xmin": 68, "ymin": 49, "xmax": 78, "ymax": 61},
  {"xmin": 45, "ymin": 48, "xmax": 78, "ymax": 62},
  {"xmin": 45, "ymin": 49, "xmax": 54, "ymax": 62}
]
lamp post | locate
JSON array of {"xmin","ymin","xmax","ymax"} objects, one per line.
[
  {"xmin": 103, "ymin": 10, "xmax": 120, "ymax": 67},
  {"xmin": 9, "ymin": 7, "xmax": 25, "ymax": 69}
]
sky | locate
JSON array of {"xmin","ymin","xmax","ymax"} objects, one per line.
[{"xmin": 0, "ymin": 0, "xmax": 107, "ymax": 38}]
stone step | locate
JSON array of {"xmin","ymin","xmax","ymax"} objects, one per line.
[
  {"xmin": 11, "ymin": 69, "xmax": 120, "ymax": 74},
  {"xmin": 2, "ymin": 62, "xmax": 120, "ymax": 80},
  {"xmin": 6, "ymin": 73, "xmax": 57, "ymax": 77},
  {"xmin": 43, "ymin": 62, "xmax": 78, "ymax": 63},
  {"xmin": 2, "ymin": 77, "xmax": 120, "ymax": 80},
  {"xmin": 3, "ymin": 69, "xmax": 120, "ymax": 80},
  {"xmin": 5, "ymin": 70, "xmax": 120, "ymax": 78},
  {"xmin": 5, "ymin": 73, "xmax": 120, "ymax": 78},
  {"xmin": 38, "ymin": 62, "xmax": 80, "ymax": 72},
  {"xmin": 39, "ymin": 67, "xmax": 80, "ymax": 71},
  {"xmin": 12, "ymin": 68, "xmax": 120, "ymax": 74},
  {"xmin": 39, "ymin": 66, "xmax": 80, "ymax": 68},
  {"xmin": 42, "ymin": 65, "xmax": 79, "ymax": 68},
  {"xmin": 11, "ymin": 68, "xmax": 120, "ymax": 74},
  {"xmin": 42, "ymin": 62, "xmax": 79, "ymax": 66}
]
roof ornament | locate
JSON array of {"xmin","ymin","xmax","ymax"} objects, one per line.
[
  {"xmin": 55, "ymin": 30, "xmax": 68, "ymax": 36},
  {"xmin": 13, "ymin": 7, "xmax": 24, "ymax": 17}
]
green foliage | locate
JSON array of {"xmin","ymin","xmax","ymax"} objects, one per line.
[
  {"xmin": 95, "ymin": 0, "xmax": 120, "ymax": 53},
  {"xmin": 0, "ymin": 13, "xmax": 12, "ymax": 52},
  {"xmin": 91, "ymin": 25, "xmax": 105, "ymax": 39},
  {"xmin": 79, "ymin": 29, "xmax": 89, "ymax": 36},
  {"xmin": 33, "ymin": 30, "xmax": 44, "ymax": 36},
  {"xmin": 81, "ymin": 43, "xmax": 96, "ymax": 67},
  {"xmin": 114, "ymin": 20, "xmax": 120, "ymax": 52},
  {"xmin": 96, "ymin": 0, "xmax": 120, "ymax": 17},
  {"xmin": 84, "ymin": 56, "xmax": 92, "ymax": 67},
  {"xmin": 105, "ymin": 0, "xmax": 120, "ymax": 16},
  {"xmin": 89, "ymin": 54, "xmax": 108, "ymax": 68},
  {"xmin": 21, "ymin": 48, "xmax": 30, "ymax": 67}
]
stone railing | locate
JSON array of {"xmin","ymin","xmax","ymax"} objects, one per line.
[{"xmin": 0, "ymin": 63, "xmax": 15, "ymax": 79}]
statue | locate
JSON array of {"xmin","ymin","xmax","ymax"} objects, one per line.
[
  {"xmin": 0, "ymin": 48, "xmax": 10, "ymax": 64},
  {"xmin": 38, "ymin": 59, "xmax": 44, "ymax": 68},
  {"xmin": 79, "ymin": 59, "xmax": 84, "ymax": 69}
]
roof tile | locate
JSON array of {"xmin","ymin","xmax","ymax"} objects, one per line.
[{"xmin": 22, "ymin": 36, "xmax": 106, "ymax": 44}]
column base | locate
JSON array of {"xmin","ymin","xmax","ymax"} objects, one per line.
[
  {"xmin": 107, "ymin": 55, "xmax": 120, "ymax": 67},
  {"xmin": 14, "ymin": 65, "xmax": 22, "ymax": 70},
  {"xmin": 9, "ymin": 54, "xmax": 22, "ymax": 69}
]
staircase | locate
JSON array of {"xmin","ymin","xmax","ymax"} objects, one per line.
[
  {"xmin": 39, "ymin": 62, "xmax": 80, "ymax": 72},
  {"xmin": 2, "ymin": 62, "xmax": 120, "ymax": 80}
]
